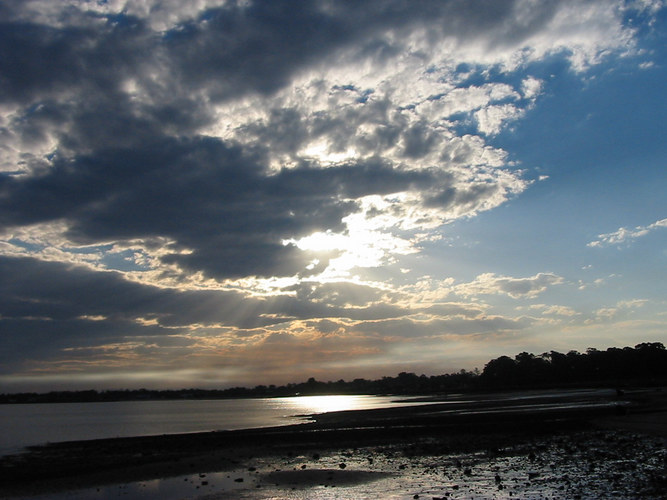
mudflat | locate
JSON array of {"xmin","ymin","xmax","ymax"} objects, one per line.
[{"xmin": 1, "ymin": 388, "xmax": 665, "ymax": 499}]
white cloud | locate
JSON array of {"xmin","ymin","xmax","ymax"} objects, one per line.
[
  {"xmin": 594, "ymin": 299, "xmax": 648, "ymax": 320},
  {"xmin": 521, "ymin": 77, "xmax": 544, "ymax": 101},
  {"xmin": 475, "ymin": 104, "xmax": 524, "ymax": 136},
  {"xmin": 1, "ymin": 0, "xmax": 229, "ymax": 30},
  {"xmin": 529, "ymin": 304, "xmax": 578, "ymax": 316},
  {"xmin": 588, "ymin": 218, "xmax": 667, "ymax": 247},
  {"xmin": 631, "ymin": 0, "xmax": 667, "ymax": 15},
  {"xmin": 454, "ymin": 272, "xmax": 564, "ymax": 299}
]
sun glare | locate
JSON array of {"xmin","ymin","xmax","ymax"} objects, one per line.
[
  {"xmin": 301, "ymin": 140, "xmax": 357, "ymax": 164},
  {"xmin": 284, "ymin": 207, "xmax": 416, "ymax": 278},
  {"xmin": 285, "ymin": 229, "xmax": 385, "ymax": 276},
  {"xmin": 286, "ymin": 395, "xmax": 366, "ymax": 414},
  {"xmin": 292, "ymin": 231, "xmax": 349, "ymax": 252}
]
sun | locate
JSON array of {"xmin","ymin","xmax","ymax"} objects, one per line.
[
  {"xmin": 285, "ymin": 229, "xmax": 386, "ymax": 277},
  {"xmin": 301, "ymin": 139, "xmax": 357, "ymax": 165},
  {"xmin": 283, "ymin": 199, "xmax": 417, "ymax": 278}
]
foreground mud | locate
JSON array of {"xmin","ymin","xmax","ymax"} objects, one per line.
[
  {"xmin": 219, "ymin": 429, "xmax": 666, "ymax": 499},
  {"xmin": 3, "ymin": 429, "xmax": 664, "ymax": 499}
]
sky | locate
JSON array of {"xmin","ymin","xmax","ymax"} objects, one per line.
[{"xmin": 0, "ymin": 0, "xmax": 665, "ymax": 392}]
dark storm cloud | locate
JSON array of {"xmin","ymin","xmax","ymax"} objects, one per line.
[
  {"xmin": 162, "ymin": 0, "xmax": 531, "ymax": 101},
  {"xmin": 425, "ymin": 183, "xmax": 500, "ymax": 210},
  {"xmin": 2, "ymin": 253, "xmax": 519, "ymax": 373},
  {"xmin": 0, "ymin": 317, "xmax": 170, "ymax": 372},
  {"xmin": 0, "ymin": 255, "xmax": 324, "ymax": 330},
  {"xmin": 0, "ymin": 255, "xmax": 414, "ymax": 329},
  {"xmin": 0, "ymin": 0, "xmax": 561, "ymax": 110},
  {"xmin": 401, "ymin": 122, "xmax": 440, "ymax": 159},
  {"xmin": 241, "ymin": 100, "xmax": 450, "ymax": 163},
  {"xmin": 0, "ymin": 256, "xmax": 173, "ymax": 371},
  {"xmin": 0, "ymin": 255, "xmax": 411, "ymax": 368},
  {"xmin": 0, "ymin": 0, "xmax": 568, "ymax": 280},
  {"xmin": 0, "ymin": 256, "xmax": 177, "ymax": 322},
  {"xmin": 0, "ymin": 136, "xmax": 434, "ymax": 278},
  {"xmin": 5, "ymin": 2, "xmax": 324, "ymax": 104},
  {"xmin": 0, "ymin": 13, "xmax": 150, "ymax": 104}
]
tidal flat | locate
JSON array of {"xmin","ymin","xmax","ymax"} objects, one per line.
[{"xmin": 1, "ymin": 388, "xmax": 665, "ymax": 499}]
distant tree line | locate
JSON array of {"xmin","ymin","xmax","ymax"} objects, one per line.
[
  {"xmin": 478, "ymin": 342, "xmax": 666, "ymax": 389},
  {"xmin": 1, "ymin": 342, "xmax": 665, "ymax": 404}
]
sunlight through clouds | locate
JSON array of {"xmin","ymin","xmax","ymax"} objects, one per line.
[{"xmin": 0, "ymin": 0, "xmax": 665, "ymax": 390}]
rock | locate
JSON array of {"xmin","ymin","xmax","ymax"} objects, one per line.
[
  {"xmin": 234, "ymin": 477, "xmax": 244, "ymax": 483},
  {"xmin": 339, "ymin": 462, "xmax": 346, "ymax": 469}
]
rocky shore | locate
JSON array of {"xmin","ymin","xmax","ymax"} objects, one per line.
[{"xmin": 1, "ymin": 388, "xmax": 665, "ymax": 499}]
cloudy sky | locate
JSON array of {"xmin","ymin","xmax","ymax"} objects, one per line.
[{"xmin": 1, "ymin": 0, "xmax": 665, "ymax": 392}]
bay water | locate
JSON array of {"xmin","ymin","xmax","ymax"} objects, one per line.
[{"xmin": 0, "ymin": 395, "xmax": 418, "ymax": 456}]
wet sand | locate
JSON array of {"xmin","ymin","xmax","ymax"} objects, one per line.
[{"xmin": 1, "ymin": 388, "xmax": 665, "ymax": 499}]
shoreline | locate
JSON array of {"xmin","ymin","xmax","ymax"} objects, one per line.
[{"xmin": 1, "ymin": 388, "xmax": 666, "ymax": 498}]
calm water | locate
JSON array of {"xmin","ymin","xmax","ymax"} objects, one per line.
[{"xmin": 0, "ymin": 395, "xmax": 418, "ymax": 456}]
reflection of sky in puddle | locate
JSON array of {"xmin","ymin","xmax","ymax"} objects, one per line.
[
  {"xmin": 429, "ymin": 400, "xmax": 629, "ymax": 417},
  {"xmin": 18, "ymin": 470, "xmax": 250, "ymax": 500}
]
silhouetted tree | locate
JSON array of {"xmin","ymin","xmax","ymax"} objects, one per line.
[
  {"xmin": 2, "ymin": 343, "xmax": 666, "ymax": 404},
  {"xmin": 481, "ymin": 356, "xmax": 518, "ymax": 388}
]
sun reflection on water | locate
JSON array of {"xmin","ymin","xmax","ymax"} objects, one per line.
[
  {"xmin": 297, "ymin": 395, "xmax": 360, "ymax": 413},
  {"xmin": 275, "ymin": 394, "xmax": 394, "ymax": 415}
]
